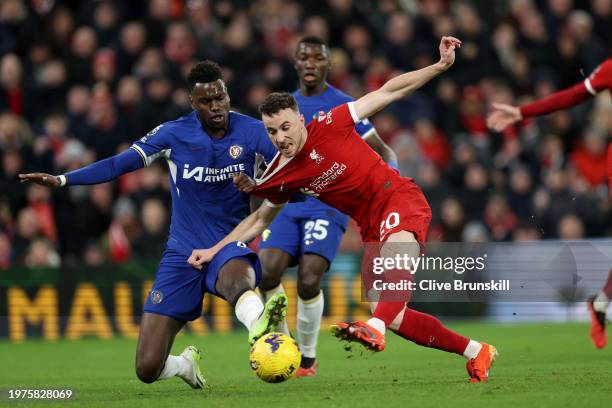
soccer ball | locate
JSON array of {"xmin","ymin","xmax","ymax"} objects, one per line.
[{"xmin": 249, "ymin": 332, "xmax": 301, "ymax": 383}]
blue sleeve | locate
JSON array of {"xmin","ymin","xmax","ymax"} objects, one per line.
[
  {"xmin": 252, "ymin": 122, "xmax": 277, "ymax": 163},
  {"xmin": 130, "ymin": 123, "xmax": 172, "ymax": 166},
  {"xmin": 65, "ymin": 148, "xmax": 143, "ymax": 186},
  {"xmin": 355, "ymin": 117, "xmax": 375, "ymax": 139}
]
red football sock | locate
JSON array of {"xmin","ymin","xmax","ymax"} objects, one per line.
[
  {"xmin": 372, "ymin": 301, "xmax": 407, "ymax": 327},
  {"xmin": 391, "ymin": 307, "xmax": 470, "ymax": 355},
  {"xmin": 370, "ymin": 267, "xmax": 413, "ymax": 327},
  {"xmin": 602, "ymin": 269, "xmax": 612, "ymax": 298}
]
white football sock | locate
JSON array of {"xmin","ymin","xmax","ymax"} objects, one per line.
[
  {"xmin": 366, "ymin": 317, "xmax": 386, "ymax": 336},
  {"xmin": 463, "ymin": 340, "xmax": 483, "ymax": 359},
  {"xmin": 235, "ymin": 290, "xmax": 264, "ymax": 331},
  {"xmin": 158, "ymin": 355, "xmax": 190, "ymax": 380},
  {"xmin": 297, "ymin": 291, "xmax": 324, "ymax": 358},
  {"xmin": 264, "ymin": 284, "xmax": 290, "ymax": 335},
  {"xmin": 593, "ymin": 292, "xmax": 610, "ymax": 313}
]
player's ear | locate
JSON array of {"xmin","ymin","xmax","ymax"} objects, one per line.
[{"xmin": 300, "ymin": 114, "xmax": 305, "ymax": 124}]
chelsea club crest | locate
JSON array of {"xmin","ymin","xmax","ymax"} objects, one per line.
[
  {"xmin": 150, "ymin": 290, "xmax": 163, "ymax": 304},
  {"xmin": 229, "ymin": 145, "xmax": 243, "ymax": 159}
]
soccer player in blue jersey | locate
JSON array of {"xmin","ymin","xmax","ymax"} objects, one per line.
[
  {"xmin": 257, "ymin": 36, "xmax": 398, "ymax": 377},
  {"xmin": 18, "ymin": 61, "xmax": 288, "ymax": 389}
]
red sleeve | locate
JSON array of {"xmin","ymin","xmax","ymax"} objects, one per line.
[
  {"xmin": 314, "ymin": 103, "xmax": 360, "ymax": 131},
  {"xmin": 520, "ymin": 58, "xmax": 612, "ymax": 118},
  {"xmin": 585, "ymin": 59, "xmax": 612, "ymax": 94},
  {"xmin": 519, "ymin": 83, "xmax": 592, "ymax": 118}
]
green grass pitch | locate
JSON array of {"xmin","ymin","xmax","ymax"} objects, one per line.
[{"xmin": 1, "ymin": 322, "xmax": 611, "ymax": 408}]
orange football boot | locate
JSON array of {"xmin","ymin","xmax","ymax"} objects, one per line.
[
  {"xmin": 295, "ymin": 361, "xmax": 317, "ymax": 377},
  {"xmin": 330, "ymin": 321, "xmax": 386, "ymax": 352},
  {"xmin": 588, "ymin": 296, "xmax": 607, "ymax": 349},
  {"xmin": 466, "ymin": 342, "xmax": 499, "ymax": 383}
]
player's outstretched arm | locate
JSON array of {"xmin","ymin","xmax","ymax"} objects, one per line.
[
  {"xmin": 19, "ymin": 148, "xmax": 144, "ymax": 188},
  {"xmin": 487, "ymin": 57, "xmax": 612, "ymax": 132},
  {"xmin": 486, "ymin": 82, "xmax": 593, "ymax": 132},
  {"xmin": 353, "ymin": 36, "xmax": 461, "ymax": 120},
  {"xmin": 188, "ymin": 200, "xmax": 284, "ymax": 269}
]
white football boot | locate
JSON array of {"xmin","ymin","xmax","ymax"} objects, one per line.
[{"xmin": 178, "ymin": 346, "xmax": 206, "ymax": 389}]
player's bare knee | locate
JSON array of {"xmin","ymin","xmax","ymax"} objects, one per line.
[
  {"xmin": 217, "ymin": 259, "xmax": 256, "ymax": 301},
  {"xmin": 297, "ymin": 257, "xmax": 326, "ymax": 299},
  {"xmin": 223, "ymin": 276, "xmax": 255, "ymax": 303},
  {"xmin": 259, "ymin": 271, "xmax": 282, "ymax": 292},
  {"xmin": 259, "ymin": 250, "xmax": 288, "ymax": 290},
  {"xmin": 381, "ymin": 231, "xmax": 420, "ymax": 260},
  {"xmin": 260, "ymin": 254, "xmax": 283, "ymax": 275},
  {"xmin": 385, "ymin": 230, "xmax": 418, "ymax": 247},
  {"xmin": 297, "ymin": 278, "xmax": 321, "ymax": 300},
  {"xmin": 136, "ymin": 367, "xmax": 159, "ymax": 384},
  {"xmin": 135, "ymin": 358, "xmax": 163, "ymax": 384},
  {"xmin": 297, "ymin": 270, "xmax": 323, "ymax": 299}
]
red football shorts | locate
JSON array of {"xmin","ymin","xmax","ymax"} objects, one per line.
[
  {"xmin": 359, "ymin": 178, "xmax": 431, "ymax": 302},
  {"xmin": 360, "ymin": 177, "xmax": 432, "ymax": 244}
]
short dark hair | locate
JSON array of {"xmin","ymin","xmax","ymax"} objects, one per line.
[
  {"xmin": 187, "ymin": 60, "xmax": 223, "ymax": 90},
  {"xmin": 259, "ymin": 92, "xmax": 299, "ymax": 116},
  {"xmin": 298, "ymin": 36, "xmax": 327, "ymax": 47}
]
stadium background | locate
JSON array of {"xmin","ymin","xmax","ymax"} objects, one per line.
[{"xmin": 0, "ymin": 0, "xmax": 611, "ymax": 340}]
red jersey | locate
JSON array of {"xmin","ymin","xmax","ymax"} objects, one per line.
[{"xmin": 254, "ymin": 103, "xmax": 428, "ymax": 241}]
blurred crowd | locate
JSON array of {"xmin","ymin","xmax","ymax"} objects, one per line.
[{"xmin": 0, "ymin": 0, "xmax": 611, "ymax": 269}]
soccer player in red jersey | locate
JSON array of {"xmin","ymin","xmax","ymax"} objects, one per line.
[
  {"xmin": 190, "ymin": 37, "xmax": 498, "ymax": 383},
  {"xmin": 487, "ymin": 57, "xmax": 612, "ymax": 350}
]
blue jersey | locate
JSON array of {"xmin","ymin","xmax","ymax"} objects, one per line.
[
  {"xmin": 283, "ymin": 85, "xmax": 375, "ymax": 227},
  {"xmin": 131, "ymin": 111, "xmax": 276, "ymax": 255}
]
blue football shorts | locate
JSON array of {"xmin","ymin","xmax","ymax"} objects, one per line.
[
  {"xmin": 258, "ymin": 210, "xmax": 345, "ymax": 268},
  {"xmin": 144, "ymin": 241, "xmax": 261, "ymax": 321}
]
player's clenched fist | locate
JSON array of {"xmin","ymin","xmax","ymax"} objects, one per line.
[
  {"xmin": 18, "ymin": 173, "xmax": 61, "ymax": 187},
  {"xmin": 188, "ymin": 248, "xmax": 215, "ymax": 269},
  {"xmin": 437, "ymin": 36, "xmax": 461, "ymax": 71},
  {"xmin": 232, "ymin": 172, "xmax": 255, "ymax": 193}
]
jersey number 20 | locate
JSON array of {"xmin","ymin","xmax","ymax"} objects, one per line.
[{"xmin": 380, "ymin": 212, "xmax": 400, "ymax": 239}]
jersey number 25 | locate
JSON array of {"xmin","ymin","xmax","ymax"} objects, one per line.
[{"xmin": 304, "ymin": 219, "xmax": 329, "ymax": 241}]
